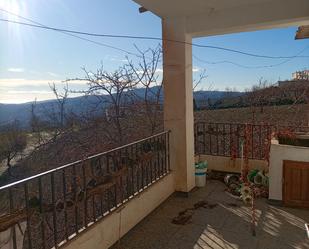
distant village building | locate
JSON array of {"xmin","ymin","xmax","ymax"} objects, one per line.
[
  {"xmin": 278, "ymin": 70, "xmax": 309, "ymax": 87},
  {"xmin": 292, "ymin": 70, "xmax": 309, "ymax": 80}
]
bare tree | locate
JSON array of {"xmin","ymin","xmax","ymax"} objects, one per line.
[
  {"xmin": 126, "ymin": 45, "xmax": 163, "ymax": 134},
  {"xmin": 0, "ymin": 121, "xmax": 27, "ymax": 175},
  {"xmin": 49, "ymin": 82, "xmax": 69, "ymax": 128},
  {"xmin": 29, "ymin": 98, "xmax": 46, "ymax": 145},
  {"xmin": 245, "ymin": 78, "xmax": 275, "ymax": 122},
  {"xmin": 68, "ymin": 64, "xmax": 137, "ymax": 144},
  {"xmin": 193, "ymin": 69, "xmax": 207, "ymax": 91}
]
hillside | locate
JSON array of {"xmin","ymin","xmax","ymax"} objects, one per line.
[
  {"xmin": 195, "ymin": 104, "xmax": 309, "ymax": 126},
  {"xmin": 0, "ymin": 95, "xmax": 104, "ymax": 126},
  {"xmin": 2, "ymin": 81, "xmax": 308, "ymax": 128},
  {"xmin": 0, "ymin": 88, "xmax": 242, "ymax": 127}
]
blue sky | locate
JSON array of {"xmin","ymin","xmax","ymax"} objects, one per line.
[{"xmin": 0, "ymin": 0, "xmax": 308, "ymax": 103}]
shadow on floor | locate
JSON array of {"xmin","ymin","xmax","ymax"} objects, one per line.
[{"xmin": 112, "ymin": 180, "xmax": 309, "ymax": 249}]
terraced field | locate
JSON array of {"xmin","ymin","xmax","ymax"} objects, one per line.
[{"xmin": 195, "ymin": 104, "xmax": 309, "ymax": 126}]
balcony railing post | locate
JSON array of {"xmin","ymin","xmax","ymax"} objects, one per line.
[
  {"xmin": 160, "ymin": 134, "xmax": 164, "ymax": 177},
  {"xmin": 90, "ymin": 160, "xmax": 96, "ymax": 222},
  {"xmin": 80, "ymin": 160, "xmax": 90, "ymax": 223},
  {"xmin": 61, "ymin": 169, "xmax": 68, "ymax": 241},
  {"xmin": 120, "ymin": 149, "xmax": 124, "ymax": 202},
  {"xmin": 136, "ymin": 143, "xmax": 140, "ymax": 192},
  {"xmin": 163, "ymin": 133, "xmax": 167, "ymax": 174},
  {"xmin": 72, "ymin": 164, "xmax": 79, "ymax": 234},
  {"xmin": 251, "ymin": 125, "xmax": 254, "ymax": 159},
  {"xmin": 157, "ymin": 136, "xmax": 161, "ymax": 177},
  {"xmin": 130, "ymin": 145, "xmax": 134, "ymax": 196},
  {"xmin": 38, "ymin": 177, "xmax": 46, "ymax": 249},
  {"xmin": 259, "ymin": 125, "xmax": 262, "ymax": 159},
  {"xmin": 24, "ymin": 182, "xmax": 33, "ymax": 249},
  {"xmin": 50, "ymin": 172, "xmax": 58, "ymax": 248},
  {"xmin": 97, "ymin": 157, "xmax": 104, "ymax": 217},
  {"xmin": 149, "ymin": 137, "xmax": 153, "ymax": 183},
  {"xmin": 106, "ymin": 154, "xmax": 112, "ymax": 212},
  {"xmin": 202, "ymin": 123, "xmax": 206, "ymax": 154},
  {"xmin": 216, "ymin": 123, "xmax": 219, "ymax": 155},
  {"xmin": 8, "ymin": 188, "xmax": 17, "ymax": 249},
  {"xmin": 167, "ymin": 131, "xmax": 171, "ymax": 171},
  {"xmin": 113, "ymin": 152, "xmax": 118, "ymax": 207}
]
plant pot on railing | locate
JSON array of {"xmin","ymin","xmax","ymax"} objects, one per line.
[{"xmin": 195, "ymin": 161, "xmax": 208, "ymax": 187}]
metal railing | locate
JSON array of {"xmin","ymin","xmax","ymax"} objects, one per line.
[
  {"xmin": 194, "ymin": 122, "xmax": 309, "ymax": 160},
  {"xmin": 0, "ymin": 131, "xmax": 170, "ymax": 249}
]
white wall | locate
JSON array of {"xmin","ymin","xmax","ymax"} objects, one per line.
[
  {"xmin": 269, "ymin": 141, "xmax": 309, "ymax": 201},
  {"xmin": 63, "ymin": 173, "xmax": 174, "ymax": 249}
]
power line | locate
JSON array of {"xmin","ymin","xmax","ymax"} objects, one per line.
[
  {"xmin": 193, "ymin": 45, "xmax": 309, "ymax": 69},
  {"xmin": 0, "ymin": 12, "xmax": 309, "ymax": 60},
  {"xmin": 194, "ymin": 55, "xmax": 267, "ymax": 69},
  {"xmin": 0, "ymin": 9, "xmax": 141, "ymax": 57},
  {"xmin": 1, "ymin": 8, "xmax": 308, "ymax": 71}
]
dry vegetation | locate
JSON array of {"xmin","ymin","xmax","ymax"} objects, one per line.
[{"xmin": 195, "ymin": 104, "xmax": 309, "ymax": 126}]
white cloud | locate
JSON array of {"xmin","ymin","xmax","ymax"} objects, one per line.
[
  {"xmin": 110, "ymin": 58, "xmax": 127, "ymax": 62},
  {"xmin": 0, "ymin": 91, "xmax": 56, "ymax": 104},
  {"xmin": 134, "ymin": 68, "xmax": 199, "ymax": 74},
  {"xmin": 0, "ymin": 78, "xmax": 86, "ymax": 87},
  {"xmin": 8, "ymin": 90, "xmax": 52, "ymax": 94},
  {"xmin": 193, "ymin": 67, "xmax": 200, "ymax": 72},
  {"xmin": 0, "ymin": 78, "xmax": 87, "ymax": 103},
  {"xmin": 0, "ymin": 90, "xmax": 83, "ymax": 104},
  {"xmin": 7, "ymin": 67, "xmax": 25, "ymax": 73},
  {"xmin": 0, "ymin": 80, "xmax": 85, "ymax": 104},
  {"xmin": 134, "ymin": 68, "xmax": 163, "ymax": 75},
  {"xmin": 135, "ymin": 70, "xmax": 144, "ymax": 75},
  {"xmin": 47, "ymin": 72, "xmax": 59, "ymax": 77}
]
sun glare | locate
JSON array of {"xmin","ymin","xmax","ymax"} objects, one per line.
[
  {"xmin": 0, "ymin": 0, "xmax": 21, "ymax": 16},
  {"xmin": 0, "ymin": 0, "xmax": 26, "ymax": 57}
]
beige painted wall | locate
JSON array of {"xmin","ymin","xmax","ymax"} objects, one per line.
[
  {"xmin": 63, "ymin": 173, "xmax": 174, "ymax": 249},
  {"xmin": 269, "ymin": 141, "xmax": 309, "ymax": 201},
  {"xmin": 197, "ymin": 154, "xmax": 268, "ymax": 173}
]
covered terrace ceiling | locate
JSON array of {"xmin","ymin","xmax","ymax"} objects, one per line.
[{"xmin": 133, "ymin": 0, "xmax": 309, "ymax": 37}]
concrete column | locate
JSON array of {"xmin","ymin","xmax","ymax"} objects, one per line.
[{"xmin": 162, "ymin": 18, "xmax": 195, "ymax": 193}]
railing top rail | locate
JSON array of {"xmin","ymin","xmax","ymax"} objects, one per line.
[
  {"xmin": 0, "ymin": 130, "xmax": 170, "ymax": 191},
  {"xmin": 195, "ymin": 121, "xmax": 309, "ymax": 128},
  {"xmin": 195, "ymin": 122, "xmax": 268, "ymax": 126}
]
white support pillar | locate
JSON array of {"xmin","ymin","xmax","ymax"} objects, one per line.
[{"xmin": 162, "ymin": 18, "xmax": 195, "ymax": 193}]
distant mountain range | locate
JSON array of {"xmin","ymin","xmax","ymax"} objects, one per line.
[
  {"xmin": 0, "ymin": 87, "xmax": 243, "ymax": 127},
  {"xmin": 0, "ymin": 95, "xmax": 101, "ymax": 127}
]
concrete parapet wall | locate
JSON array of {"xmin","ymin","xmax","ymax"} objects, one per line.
[
  {"xmin": 63, "ymin": 173, "xmax": 175, "ymax": 249},
  {"xmin": 196, "ymin": 154, "xmax": 268, "ymax": 173}
]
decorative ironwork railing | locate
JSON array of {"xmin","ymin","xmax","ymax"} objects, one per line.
[
  {"xmin": 194, "ymin": 122, "xmax": 309, "ymax": 160},
  {"xmin": 0, "ymin": 131, "xmax": 170, "ymax": 249}
]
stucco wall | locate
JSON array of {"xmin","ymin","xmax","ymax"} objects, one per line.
[
  {"xmin": 269, "ymin": 141, "xmax": 309, "ymax": 201},
  {"xmin": 197, "ymin": 155, "xmax": 268, "ymax": 173},
  {"xmin": 63, "ymin": 173, "xmax": 174, "ymax": 249}
]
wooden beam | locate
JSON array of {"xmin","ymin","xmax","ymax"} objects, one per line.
[
  {"xmin": 139, "ymin": 6, "xmax": 148, "ymax": 13},
  {"xmin": 295, "ymin": 25, "xmax": 309, "ymax": 39}
]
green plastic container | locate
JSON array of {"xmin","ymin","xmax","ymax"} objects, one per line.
[
  {"xmin": 195, "ymin": 161, "xmax": 208, "ymax": 187},
  {"xmin": 195, "ymin": 161, "xmax": 208, "ymax": 169}
]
